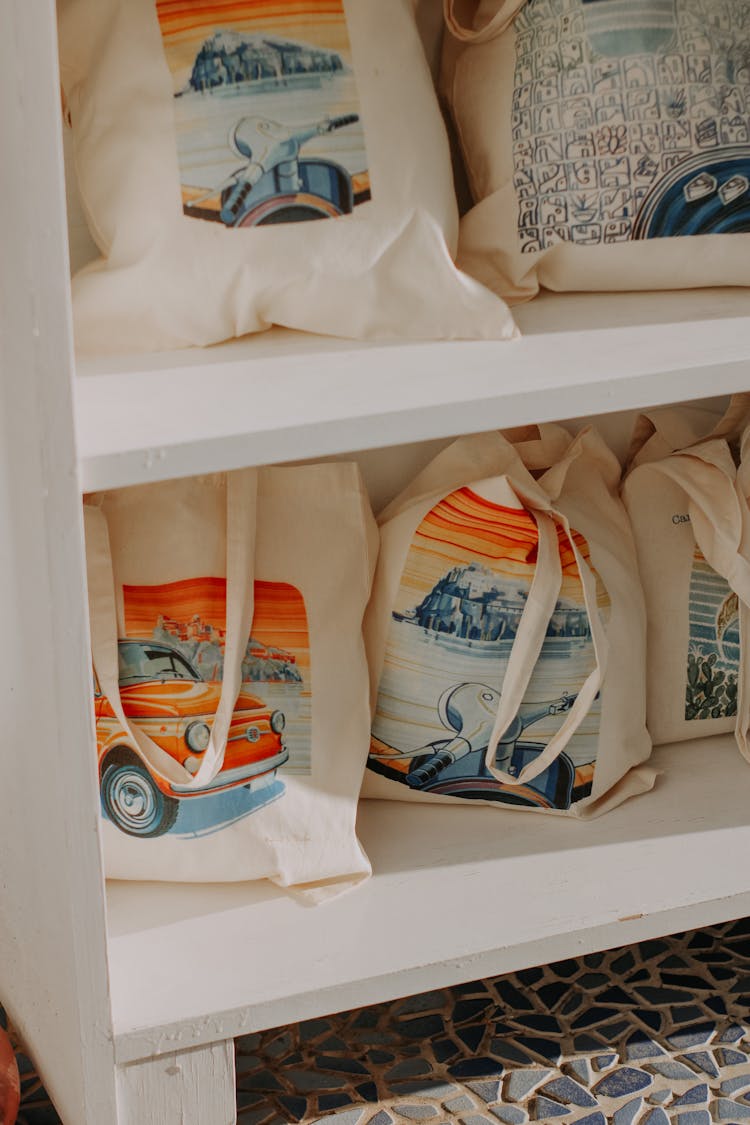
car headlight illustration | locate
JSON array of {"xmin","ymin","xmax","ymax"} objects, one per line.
[{"xmin": 185, "ymin": 721, "xmax": 211, "ymax": 753}]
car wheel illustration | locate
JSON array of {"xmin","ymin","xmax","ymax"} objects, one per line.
[{"xmin": 101, "ymin": 762, "xmax": 179, "ymax": 838}]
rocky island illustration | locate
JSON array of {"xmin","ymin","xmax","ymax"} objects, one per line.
[
  {"xmin": 396, "ymin": 562, "xmax": 591, "ymax": 644},
  {"xmin": 370, "ymin": 488, "xmax": 608, "ymax": 812},
  {"xmin": 155, "ymin": 1, "xmax": 370, "ymax": 227},
  {"xmin": 179, "ymin": 30, "xmax": 347, "ymax": 95}
]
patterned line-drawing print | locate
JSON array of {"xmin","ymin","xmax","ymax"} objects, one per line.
[
  {"xmin": 512, "ymin": 0, "xmax": 750, "ymax": 250},
  {"xmin": 369, "ymin": 487, "xmax": 610, "ymax": 811},
  {"xmin": 94, "ymin": 577, "xmax": 310, "ymax": 839},
  {"xmin": 685, "ymin": 549, "xmax": 739, "ymax": 721},
  {"xmin": 155, "ymin": 0, "xmax": 370, "ymax": 227}
]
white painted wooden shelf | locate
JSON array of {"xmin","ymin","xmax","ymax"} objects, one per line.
[
  {"xmin": 77, "ymin": 287, "xmax": 750, "ymax": 492},
  {"xmin": 106, "ymin": 737, "xmax": 750, "ymax": 1067},
  {"xmin": 5, "ymin": 2, "xmax": 750, "ymax": 1123}
]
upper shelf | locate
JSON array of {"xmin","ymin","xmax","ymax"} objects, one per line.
[{"xmin": 75, "ymin": 287, "xmax": 750, "ymax": 492}]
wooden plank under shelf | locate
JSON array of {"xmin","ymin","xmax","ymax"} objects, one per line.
[
  {"xmin": 76, "ymin": 289, "xmax": 750, "ymax": 492},
  {"xmin": 106, "ymin": 736, "xmax": 750, "ymax": 1065}
]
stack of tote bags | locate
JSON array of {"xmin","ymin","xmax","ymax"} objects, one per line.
[{"xmin": 84, "ymin": 404, "xmax": 750, "ymax": 899}]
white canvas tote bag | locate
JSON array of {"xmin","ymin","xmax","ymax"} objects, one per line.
[
  {"xmin": 363, "ymin": 429, "xmax": 654, "ymax": 817},
  {"xmin": 58, "ymin": 0, "xmax": 515, "ymax": 353},
  {"xmin": 441, "ymin": 0, "xmax": 750, "ymax": 303},
  {"xmin": 85, "ymin": 464, "xmax": 377, "ymax": 896},
  {"xmin": 623, "ymin": 418, "xmax": 750, "ymax": 750}
]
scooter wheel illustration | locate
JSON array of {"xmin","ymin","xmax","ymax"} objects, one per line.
[
  {"xmin": 236, "ymin": 194, "xmax": 342, "ymax": 226},
  {"xmin": 101, "ymin": 762, "xmax": 179, "ymax": 838}
]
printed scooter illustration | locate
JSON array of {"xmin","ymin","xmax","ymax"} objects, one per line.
[
  {"xmin": 405, "ymin": 682, "xmax": 577, "ymax": 790},
  {"xmin": 186, "ymin": 113, "xmax": 360, "ymax": 227}
]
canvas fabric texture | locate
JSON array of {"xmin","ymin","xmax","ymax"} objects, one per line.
[
  {"xmin": 57, "ymin": 0, "xmax": 515, "ymax": 353},
  {"xmin": 362, "ymin": 428, "xmax": 654, "ymax": 818},
  {"xmin": 441, "ymin": 0, "xmax": 750, "ymax": 303},
  {"xmin": 84, "ymin": 464, "xmax": 377, "ymax": 899},
  {"xmin": 622, "ymin": 409, "xmax": 750, "ymax": 751}
]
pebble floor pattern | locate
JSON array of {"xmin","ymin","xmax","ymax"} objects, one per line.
[{"xmin": 6, "ymin": 918, "xmax": 750, "ymax": 1123}]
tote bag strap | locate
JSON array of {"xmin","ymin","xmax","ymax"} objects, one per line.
[
  {"xmin": 444, "ymin": 0, "xmax": 525, "ymax": 42},
  {"xmin": 650, "ymin": 444, "xmax": 750, "ymax": 762},
  {"xmin": 626, "ymin": 395, "xmax": 750, "ymax": 471},
  {"xmin": 484, "ymin": 503, "xmax": 608, "ymax": 787},
  {"xmin": 503, "ymin": 423, "xmax": 572, "ymax": 473},
  {"xmin": 706, "ymin": 393, "xmax": 750, "ymax": 443},
  {"xmin": 85, "ymin": 470, "xmax": 258, "ymax": 790}
]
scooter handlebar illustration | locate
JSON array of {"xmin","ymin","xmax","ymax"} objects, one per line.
[
  {"xmin": 186, "ymin": 113, "xmax": 360, "ymax": 227},
  {"xmin": 405, "ymin": 682, "xmax": 577, "ymax": 790}
]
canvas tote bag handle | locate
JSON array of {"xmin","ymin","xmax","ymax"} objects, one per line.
[
  {"xmin": 483, "ymin": 501, "xmax": 608, "ymax": 787},
  {"xmin": 85, "ymin": 470, "xmax": 258, "ymax": 790},
  {"xmin": 651, "ymin": 444, "xmax": 750, "ymax": 762},
  {"xmin": 444, "ymin": 0, "xmax": 525, "ymax": 42},
  {"xmin": 625, "ymin": 394, "xmax": 750, "ymax": 470}
]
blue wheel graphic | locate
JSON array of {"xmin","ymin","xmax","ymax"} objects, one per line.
[{"xmin": 633, "ymin": 147, "xmax": 750, "ymax": 239}]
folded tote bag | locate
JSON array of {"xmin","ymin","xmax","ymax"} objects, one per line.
[
  {"xmin": 364, "ymin": 429, "xmax": 654, "ymax": 816},
  {"xmin": 623, "ymin": 420, "xmax": 750, "ymax": 750},
  {"xmin": 441, "ymin": 0, "xmax": 750, "ymax": 303},
  {"xmin": 85, "ymin": 464, "xmax": 377, "ymax": 896},
  {"xmin": 58, "ymin": 0, "xmax": 515, "ymax": 353}
]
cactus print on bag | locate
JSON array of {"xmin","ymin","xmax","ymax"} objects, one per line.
[
  {"xmin": 512, "ymin": 0, "xmax": 750, "ymax": 251},
  {"xmin": 685, "ymin": 548, "xmax": 739, "ymax": 721}
]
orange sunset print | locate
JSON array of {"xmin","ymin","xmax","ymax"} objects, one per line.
[
  {"xmin": 155, "ymin": 0, "xmax": 369, "ymax": 225},
  {"xmin": 393, "ymin": 487, "xmax": 604, "ymax": 617},
  {"xmin": 124, "ymin": 577, "xmax": 309, "ymax": 674},
  {"xmin": 370, "ymin": 487, "xmax": 609, "ymax": 812},
  {"xmin": 123, "ymin": 576, "xmax": 312, "ymax": 772}
]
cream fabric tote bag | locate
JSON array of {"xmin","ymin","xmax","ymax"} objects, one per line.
[
  {"xmin": 623, "ymin": 425, "xmax": 750, "ymax": 750},
  {"xmin": 363, "ymin": 430, "xmax": 654, "ymax": 817},
  {"xmin": 58, "ymin": 0, "xmax": 515, "ymax": 353},
  {"xmin": 85, "ymin": 464, "xmax": 377, "ymax": 896},
  {"xmin": 441, "ymin": 0, "xmax": 750, "ymax": 303}
]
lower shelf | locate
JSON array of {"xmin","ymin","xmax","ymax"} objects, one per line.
[{"xmin": 106, "ymin": 736, "xmax": 750, "ymax": 1066}]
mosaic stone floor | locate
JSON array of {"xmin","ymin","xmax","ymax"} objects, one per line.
[
  {"xmin": 6, "ymin": 918, "xmax": 750, "ymax": 1123},
  {"xmin": 236, "ymin": 919, "xmax": 750, "ymax": 1125}
]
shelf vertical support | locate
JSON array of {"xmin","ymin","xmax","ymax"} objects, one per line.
[
  {"xmin": 116, "ymin": 1043, "xmax": 236, "ymax": 1125},
  {"xmin": 0, "ymin": 2, "xmax": 118, "ymax": 1122}
]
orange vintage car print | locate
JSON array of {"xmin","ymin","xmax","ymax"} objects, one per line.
[{"xmin": 94, "ymin": 639, "xmax": 288, "ymax": 838}]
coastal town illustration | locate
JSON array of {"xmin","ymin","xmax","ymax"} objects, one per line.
[{"xmin": 151, "ymin": 612, "xmax": 302, "ymax": 684}]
